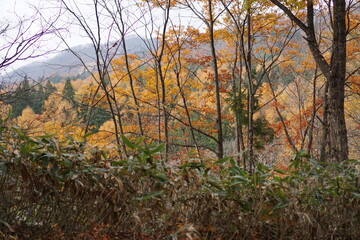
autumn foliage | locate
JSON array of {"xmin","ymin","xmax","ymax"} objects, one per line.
[{"xmin": 0, "ymin": 0, "xmax": 359, "ymax": 238}]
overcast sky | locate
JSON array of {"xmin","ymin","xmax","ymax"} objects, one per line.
[
  {"xmin": 1, "ymin": 0, "xmax": 66, "ymax": 70},
  {"xmin": 1, "ymin": 0, "xmax": 202, "ymax": 73}
]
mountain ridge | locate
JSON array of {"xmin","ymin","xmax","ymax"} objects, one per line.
[{"xmin": 8, "ymin": 35, "xmax": 149, "ymax": 82}]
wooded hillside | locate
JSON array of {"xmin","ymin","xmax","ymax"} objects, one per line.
[{"xmin": 0, "ymin": 0, "xmax": 359, "ymax": 239}]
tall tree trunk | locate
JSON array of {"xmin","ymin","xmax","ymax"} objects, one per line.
[
  {"xmin": 175, "ymin": 70, "xmax": 201, "ymax": 158},
  {"xmin": 269, "ymin": 0, "xmax": 349, "ymax": 162},
  {"xmin": 208, "ymin": 0, "xmax": 224, "ymax": 159},
  {"xmin": 231, "ymin": 36, "xmax": 246, "ymax": 166},
  {"xmin": 238, "ymin": 57, "xmax": 246, "ymax": 168},
  {"xmin": 328, "ymin": 0, "xmax": 348, "ymax": 161},
  {"xmin": 306, "ymin": 69, "xmax": 319, "ymax": 154},
  {"xmin": 220, "ymin": 0, "xmax": 246, "ymax": 167},
  {"xmin": 119, "ymin": 22, "xmax": 144, "ymax": 138},
  {"xmin": 320, "ymin": 80, "xmax": 330, "ymax": 161},
  {"xmin": 158, "ymin": 60, "xmax": 169, "ymax": 159},
  {"xmin": 245, "ymin": 6, "xmax": 255, "ymax": 172},
  {"xmin": 157, "ymin": 0, "xmax": 171, "ymax": 160},
  {"xmin": 155, "ymin": 62, "xmax": 162, "ymax": 145}
]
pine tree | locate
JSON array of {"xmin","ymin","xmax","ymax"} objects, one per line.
[
  {"xmin": 11, "ymin": 76, "xmax": 34, "ymax": 117},
  {"xmin": 62, "ymin": 78, "xmax": 75, "ymax": 103},
  {"xmin": 32, "ymin": 84, "xmax": 45, "ymax": 114},
  {"xmin": 44, "ymin": 80, "xmax": 57, "ymax": 100}
]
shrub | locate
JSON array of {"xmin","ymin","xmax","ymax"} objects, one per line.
[{"xmin": 0, "ymin": 120, "xmax": 359, "ymax": 239}]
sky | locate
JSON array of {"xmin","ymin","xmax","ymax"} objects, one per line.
[
  {"xmin": 1, "ymin": 0, "xmax": 66, "ymax": 71},
  {"xmin": 1, "ymin": 0, "xmax": 104, "ymax": 71},
  {"xmin": 0, "ymin": 0, "xmax": 203, "ymax": 74}
]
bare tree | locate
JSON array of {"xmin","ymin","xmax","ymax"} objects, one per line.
[
  {"xmin": 57, "ymin": 0, "xmax": 128, "ymax": 157},
  {"xmin": 0, "ymin": 13, "xmax": 59, "ymax": 70},
  {"xmin": 135, "ymin": 0, "xmax": 172, "ymax": 160},
  {"xmin": 0, "ymin": 5, "xmax": 61, "ymax": 105},
  {"xmin": 179, "ymin": 0, "xmax": 228, "ymax": 159}
]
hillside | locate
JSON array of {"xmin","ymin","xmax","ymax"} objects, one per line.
[{"xmin": 9, "ymin": 35, "xmax": 149, "ymax": 82}]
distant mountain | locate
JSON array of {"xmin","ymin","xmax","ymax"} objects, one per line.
[{"xmin": 9, "ymin": 35, "xmax": 150, "ymax": 82}]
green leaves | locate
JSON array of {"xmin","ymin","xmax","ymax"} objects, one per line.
[
  {"xmin": 122, "ymin": 135, "xmax": 165, "ymax": 155},
  {"xmin": 122, "ymin": 135, "xmax": 136, "ymax": 149},
  {"xmin": 0, "ymin": 124, "xmax": 359, "ymax": 239},
  {"xmin": 0, "ymin": 162, "xmax": 7, "ymax": 175},
  {"xmin": 148, "ymin": 143, "xmax": 166, "ymax": 155},
  {"xmin": 134, "ymin": 190, "xmax": 163, "ymax": 201}
]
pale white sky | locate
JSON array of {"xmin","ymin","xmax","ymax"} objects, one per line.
[
  {"xmin": 1, "ymin": 0, "xmax": 67, "ymax": 71},
  {"xmin": 1, "ymin": 0, "xmax": 203, "ymax": 73}
]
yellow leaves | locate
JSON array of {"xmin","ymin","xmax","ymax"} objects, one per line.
[
  {"xmin": 0, "ymin": 102, "xmax": 11, "ymax": 119},
  {"xmin": 43, "ymin": 93, "xmax": 78, "ymax": 125},
  {"xmin": 71, "ymin": 78, "xmax": 88, "ymax": 91},
  {"xmin": 345, "ymin": 94, "xmax": 360, "ymax": 159},
  {"xmin": 286, "ymin": 0, "xmax": 306, "ymax": 8},
  {"xmin": 142, "ymin": 0, "xmax": 177, "ymax": 8},
  {"xmin": 348, "ymin": 75, "xmax": 360, "ymax": 94},
  {"xmin": 279, "ymin": 59, "xmax": 295, "ymax": 70},
  {"xmin": 16, "ymin": 106, "xmax": 43, "ymax": 136}
]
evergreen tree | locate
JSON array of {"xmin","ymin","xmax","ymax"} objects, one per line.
[
  {"xmin": 11, "ymin": 76, "xmax": 34, "ymax": 117},
  {"xmin": 62, "ymin": 78, "xmax": 75, "ymax": 103},
  {"xmin": 44, "ymin": 80, "xmax": 57, "ymax": 100},
  {"xmin": 32, "ymin": 84, "xmax": 45, "ymax": 114}
]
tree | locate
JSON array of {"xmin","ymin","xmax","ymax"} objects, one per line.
[
  {"xmin": 180, "ymin": 0, "xmax": 226, "ymax": 159},
  {"xmin": 44, "ymin": 80, "xmax": 57, "ymax": 100},
  {"xmin": 62, "ymin": 77, "xmax": 75, "ymax": 103},
  {"xmin": 105, "ymin": 0, "xmax": 145, "ymax": 138},
  {"xmin": 269, "ymin": 0, "xmax": 350, "ymax": 161},
  {"xmin": 58, "ymin": 0, "xmax": 128, "ymax": 157},
  {"xmin": 0, "ymin": 3, "xmax": 60, "ymax": 117},
  {"xmin": 10, "ymin": 76, "xmax": 33, "ymax": 118},
  {"xmin": 16, "ymin": 106, "xmax": 43, "ymax": 135}
]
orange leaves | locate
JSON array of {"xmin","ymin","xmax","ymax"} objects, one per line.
[
  {"xmin": 205, "ymin": 85, "xmax": 215, "ymax": 91},
  {"xmin": 219, "ymin": 69, "xmax": 231, "ymax": 83},
  {"xmin": 348, "ymin": 75, "xmax": 360, "ymax": 94},
  {"xmin": 188, "ymin": 55, "xmax": 212, "ymax": 66},
  {"xmin": 271, "ymin": 100, "xmax": 286, "ymax": 110}
]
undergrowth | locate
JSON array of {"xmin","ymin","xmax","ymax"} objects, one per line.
[{"xmin": 0, "ymin": 119, "xmax": 359, "ymax": 239}]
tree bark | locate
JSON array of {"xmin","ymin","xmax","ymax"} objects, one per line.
[
  {"xmin": 269, "ymin": 0, "xmax": 348, "ymax": 161},
  {"xmin": 245, "ymin": 5, "xmax": 255, "ymax": 172}
]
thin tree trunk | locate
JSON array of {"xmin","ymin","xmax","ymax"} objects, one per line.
[
  {"xmin": 175, "ymin": 70, "xmax": 201, "ymax": 159},
  {"xmin": 208, "ymin": 0, "xmax": 224, "ymax": 159},
  {"xmin": 231, "ymin": 34, "xmax": 246, "ymax": 166},
  {"xmin": 220, "ymin": 0, "xmax": 246, "ymax": 167},
  {"xmin": 169, "ymin": 30, "xmax": 202, "ymax": 158},
  {"xmin": 268, "ymin": 72, "xmax": 298, "ymax": 152},
  {"xmin": 155, "ymin": 62, "xmax": 162, "ymax": 145},
  {"xmin": 156, "ymin": 0, "xmax": 171, "ymax": 160},
  {"xmin": 245, "ymin": 6, "xmax": 255, "ymax": 172},
  {"xmin": 121, "ymin": 32, "xmax": 144, "ymax": 139},
  {"xmin": 238, "ymin": 61, "xmax": 246, "ymax": 169},
  {"xmin": 103, "ymin": 73, "xmax": 128, "ymax": 158},
  {"xmin": 231, "ymin": 38, "xmax": 241, "ymax": 164},
  {"xmin": 306, "ymin": 69, "xmax": 319, "ymax": 154},
  {"xmin": 320, "ymin": 80, "xmax": 330, "ymax": 161}
]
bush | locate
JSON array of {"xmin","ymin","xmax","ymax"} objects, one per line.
[{"xmin": 0, "ymin": 120, "xmax": 359, "ymax": 239}]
